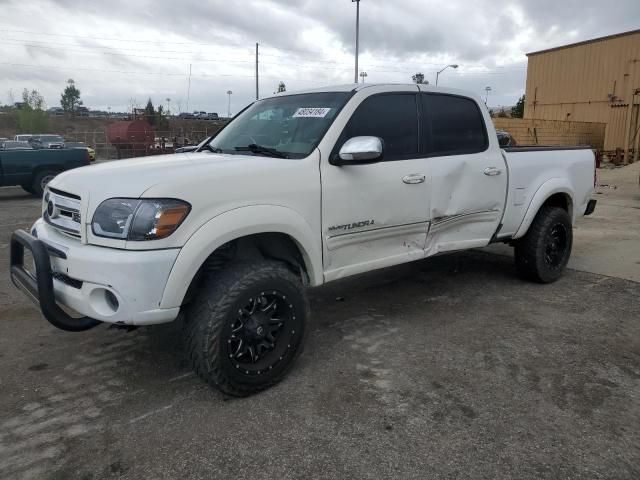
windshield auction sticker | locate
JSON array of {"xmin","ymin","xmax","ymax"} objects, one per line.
[{"xmin": 293, "ymin": 107, "xmax": 332, "ymax": 118}]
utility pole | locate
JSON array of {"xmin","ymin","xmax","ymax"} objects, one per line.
[
  {"xmin": 352, "ymin": 0, "xmax": 361, "ymax": 84},
  {"xmin": 256, "ymin": 43, "xmax": 259, "ymax": 100},
  {"xmin": 227, "ymin": 90, "xmax": 233, "ymax": 118},
  {"xmin": 186, "ymin": 64, "xmax": 192, "ymax": 113},
  {"xmin": 484, "ymin": 86, "xmax": 492, "ymax": 105}
]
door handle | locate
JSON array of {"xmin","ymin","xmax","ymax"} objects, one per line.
[
  {"xmin": 403, "ymin": 174, "xmax": 426, "ymax": 184},
  {"xmin": 483, "ymin": 167, "xmax": 502, "ymax": 176}
]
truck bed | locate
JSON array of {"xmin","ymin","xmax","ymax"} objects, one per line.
[{"xmin": 498, "ymin": 146, "xmax": 595, "ymax": 240}]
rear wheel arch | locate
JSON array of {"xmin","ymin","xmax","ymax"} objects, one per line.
[
  {"xmin": 513, "ymin": 182, "xmax": 575, "ymax": 239},
  {"xmin": 542, "ymin": 192, "xmax": 573, "ymax": 218}
]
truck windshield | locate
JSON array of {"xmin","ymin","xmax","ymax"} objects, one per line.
[{"xmin": 205, "ymin": 92, "xmax": 350, "ymax": 159}]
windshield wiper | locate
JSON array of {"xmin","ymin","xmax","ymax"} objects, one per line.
[
  {"xmin": 234, "ymin": 144, "xmax": 288, "ymax": 158},
  {"xmin": 203, "ymin": 144, "xmax": 223, "ymax": 153}
]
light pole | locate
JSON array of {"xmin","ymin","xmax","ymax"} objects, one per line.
[
  {"xmin": 359, "ymin": 71, "xmax": 368, "ymax": 83},
  {"xmin": 166, "ymin": 97, "xmax": 171, "ymax": 115},
  {"xmin": 484, "ymin": 86, "xmax": 492, "ymax": 105},
  {"xmin": 226, "ymin": 90, "xmax": 233, "ymax": 118},
  {"xmin": 435, "ymin": 64, "xmax": 458, "ymax": 86},
  {"xmin": 352, "ymin": 0, "xmax": 361, "ymax": 84}
]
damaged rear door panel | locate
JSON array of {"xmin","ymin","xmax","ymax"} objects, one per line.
[{"xmin": 419, "ymin": 91, "xmax": 508, "ymax": 254}]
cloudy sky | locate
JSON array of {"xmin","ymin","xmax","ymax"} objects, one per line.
[{"xmin": 1, "ymin": 0, "xmax": 638, "ymax": 114}]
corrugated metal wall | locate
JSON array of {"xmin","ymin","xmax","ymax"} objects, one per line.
[{"xmin": 524, "ymin": 31, "xmax": 640, "ymax": 155}]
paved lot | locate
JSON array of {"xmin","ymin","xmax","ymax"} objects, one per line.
[{"xmin": 0, "ymin": 165, "xmax": 639, "ymax": 480}]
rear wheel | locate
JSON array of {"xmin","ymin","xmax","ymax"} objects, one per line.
[
  {"xmin": 32, "ymin": 170, "xmax": 58, "ymax": 197},
  {"xmin": 514, "ymin": 206, "xmax": 573, "ymax": 283},
  {"xmin": 185, "ymin": 260, "xmax": 309, "ymax": 396}
]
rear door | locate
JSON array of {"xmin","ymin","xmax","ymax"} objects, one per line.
[
  {"xmin": 420, "ymin": 91, "xmax": 507, "ymax": 254},
  {"xmin": 321, "ymin": 87, "xmax": 431, "ymax": 280}
]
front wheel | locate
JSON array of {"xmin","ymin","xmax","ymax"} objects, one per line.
[
  {"xmin": 185, "ymin": 261, "xmax": 309, "ymax": 396},
  {"xmin": 514, "ymin": 206, "xmax": 573, "ymax": 283}
]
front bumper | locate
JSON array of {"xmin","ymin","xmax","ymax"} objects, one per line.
[{"xmin": 10, "ymin": 220, "xmax": 181, "ymax": 329}]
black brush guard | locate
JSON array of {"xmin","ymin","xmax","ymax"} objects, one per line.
[{"xmin": 10, "ymin": 229, "xmax": 101, "ymax": 332}]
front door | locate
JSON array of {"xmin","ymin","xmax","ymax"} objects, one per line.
[{"xmin": 321, "ymin": 87, "xmax": 431, "ymax": 281}]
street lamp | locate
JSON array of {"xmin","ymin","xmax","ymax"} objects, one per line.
[
  {"xmin": 435, "ymin": 64, "xmax": 458, "ymax": 86},
  {"xmin": 166, "ymin": 97, "xmax": 171, "ymax": 115},
  {"xmin": 226, "ymin": 90, "xmax": 233, "ymax": 118},
  {"xmin": 484, "ymin": 86, "xmax": 492, "ymax": 105},
  {"xmin": 352, "ymin": 0, "xmax": 361, "ymax": 84},
  {"xmin": 359, "ymin": 71, "xmax": 368, "ymax": 83}
]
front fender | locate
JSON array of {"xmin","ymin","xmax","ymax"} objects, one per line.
[
  {"xmin": 513, "ymin": 178, "xmax": 574, "ymax": 239},
  {"xmin": 159, "ymin": 205, "xmax": 323, "ymax": 309}
]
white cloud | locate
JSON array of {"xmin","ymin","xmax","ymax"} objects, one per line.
[{"xmin": 0, "ymin": 0, "xmax": 638, "ymax": 112}]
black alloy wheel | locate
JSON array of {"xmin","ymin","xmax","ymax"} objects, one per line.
[
  {"xmin": 227, "ymin": 291, "xmax": 300, "ymax": 376},
  {"xmin": 544, "ymin": 223, "xmax": 569, "ymax": 270}
]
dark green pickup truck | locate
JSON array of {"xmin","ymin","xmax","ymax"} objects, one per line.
[{"xmin": 0, "ymin": 148, "xmax": 90, "ymax": 196}]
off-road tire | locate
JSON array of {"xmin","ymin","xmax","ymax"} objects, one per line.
[
  {"xmin": 184, "ymin": 260, "xmax": 309, "ymax": 397},
  {"xmin": 32, "ymin": 170, "xmax": 58, "ymax": 197},
  {"xmin": 514, "ymin": 206, "xmax": 573, "ymax": 283}
]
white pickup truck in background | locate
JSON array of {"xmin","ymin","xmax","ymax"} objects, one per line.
[{"xmin": 10, "ymin": 83, "xmax": 597, "ymax": 396}]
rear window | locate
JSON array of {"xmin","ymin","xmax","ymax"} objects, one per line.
[{"xmin": 421, "ymin": 93, "xmax": 488, "ymax": 156}]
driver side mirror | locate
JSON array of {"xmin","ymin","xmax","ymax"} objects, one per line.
[{"xmin": 333, "ymin": 136, "xmax": 383, "ymax": 165}]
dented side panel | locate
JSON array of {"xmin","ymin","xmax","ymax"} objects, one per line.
[{"xmin": 425, "ymin": 150, "xmax": 508, "ymax": 255}]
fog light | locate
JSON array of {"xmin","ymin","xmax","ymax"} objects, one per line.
[
  {"xmin": 89, "ymin": 288, "xmax": 120, "ymax": 316},
  {"xmin": 105, "ymin": 290, "xmax": 119, "ymax": 312}
]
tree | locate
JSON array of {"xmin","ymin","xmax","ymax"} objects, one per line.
[
  {"xmin": 142, "ymin": 98, "xmax": 168, "ymax": 130},
  {"xmin": 17, "ymin": 88, "xmax": 48, "ymax": 132},
  {"xmin": 412, "ymin": 73, "xmax": 428, "ymax": 85},
  {"xmin": 277, "ymin": 81, "xmax": 286, "ymax": 93},
  {"xmin": 511, "ymin": 94, "xmax": 525, "ymax": 118},
  {"xmin": 155, "ymin": 104, "xmax": 169, "ymax": 131},
  {"xmin": 496, "ymin": 107, "xmax": 509, "ymax": 118},
  {"xmin": 60, "ymin": 79, "xmax": 82, "ymax": 115},
  {"xmin": 144, "ymin": 98, "xmax": 156, "ymax": 125}
]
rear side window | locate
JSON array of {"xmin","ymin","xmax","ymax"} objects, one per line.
[
  {"xmin": 421, "ymin": 93, "xmax": 488, "ymax": 156},
  {"xmin": 340, "ymin": 94, "xmax": 419, "ymax": 161}
]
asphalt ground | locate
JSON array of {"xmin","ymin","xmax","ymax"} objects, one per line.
[{"xmin": 0, "ymin": 168, "xmax": 638, "ymax": 479}]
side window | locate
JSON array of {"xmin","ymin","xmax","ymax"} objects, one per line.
[
  {"xmin": 341, "ymin": 94, "xmax": 419, "ymax": 161},
  {"xmin": 422, "ymin": 94, "xmax": 488, "ymax": 156}
]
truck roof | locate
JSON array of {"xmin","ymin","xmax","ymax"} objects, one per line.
[{"xmin": 263, "ymin": 83, "xmax": 483, "ymax": 103}]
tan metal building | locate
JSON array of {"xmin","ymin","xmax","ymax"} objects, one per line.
[{"xmin": 524, "ymin": 29, "xmax": 640, "ymax": 162}]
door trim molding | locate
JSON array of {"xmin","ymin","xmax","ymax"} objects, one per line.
[
  {"xmin": 430, "ymin": 210, "xmax": 500, "ymax": 232},
  {"xmin": 326, "ymin": 221, "xmax": 429, "ymax": 251}
]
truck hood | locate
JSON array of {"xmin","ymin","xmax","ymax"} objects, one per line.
[
  {"xmin": 50, "ymin": 152, "xmax": 282, "ymax": 208},
  {"xmin": 48, "ymin": 152, "xmax": 319, "ymax": 242}
]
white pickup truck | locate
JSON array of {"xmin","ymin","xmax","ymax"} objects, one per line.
[{"xmin": 10, "ymin": 84, "xmax": 597, "ymax": 396}]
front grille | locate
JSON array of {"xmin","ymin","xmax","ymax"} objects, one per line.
[
  {"xmin": 52, "ymin": 272, "xmax": 83, "ymax": 289},
  {"xmin": 44, "ymin": 189, "xmax": 82, "ymax": 237}
]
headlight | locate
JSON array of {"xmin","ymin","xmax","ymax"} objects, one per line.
[{"xmin": 92, "ymin": 198, "xmax": 190, "ymax": 241}]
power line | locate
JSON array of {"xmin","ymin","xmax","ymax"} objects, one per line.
[
  {"xmin": 1, "ymin": 39, "xmax": 526, "ymax": 76},
  {"xmin": 0, "ymin": 27, "xmax": 239, "ymax": 47},
  {"xmin": 0, "ymin": 62, "xmax": 331, "ymax": 84}
]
